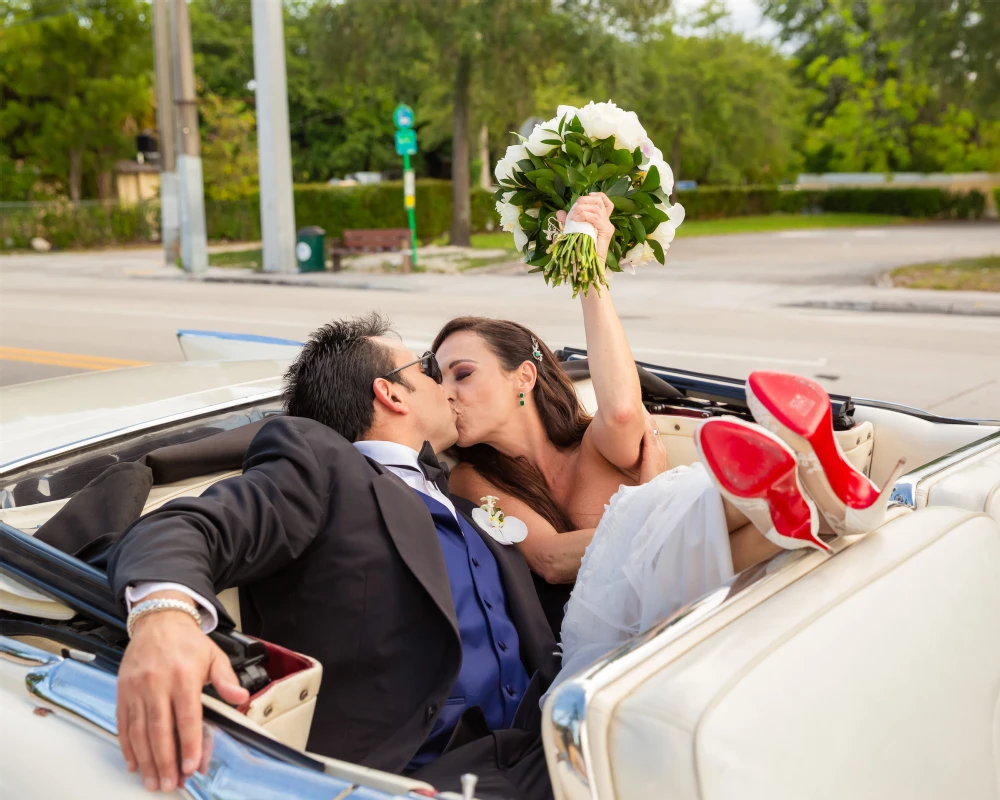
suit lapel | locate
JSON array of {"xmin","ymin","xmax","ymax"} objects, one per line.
[{"xmin": 370, "ymin": 469, "xmax": 460, "ymax": 641}]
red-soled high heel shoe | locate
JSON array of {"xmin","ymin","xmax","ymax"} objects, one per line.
[
  {"xmin": 746, "ymin": 371, "xmax": 906, "ymax": 537},
  {"xmin": 695, "ymin": 417, "xmax": 828, "ymax": 553}
]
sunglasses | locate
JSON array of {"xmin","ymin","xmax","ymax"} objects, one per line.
[{"xmin": 382, "ymin": 351, "xmax": 443, "ymax": 385}]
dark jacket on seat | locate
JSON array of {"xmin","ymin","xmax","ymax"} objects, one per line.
[{"xmin": 106, "ymin": 416, "xmax": 559, "ymax": 773}]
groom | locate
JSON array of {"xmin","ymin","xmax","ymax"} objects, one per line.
[{"xmin": 107, "ymin": 313, "xmax": 559, "ymax": 800}]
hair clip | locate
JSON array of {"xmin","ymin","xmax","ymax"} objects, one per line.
[{"xmin": 531, "ymin": 337, "xmax": 543, "ymax": 363}]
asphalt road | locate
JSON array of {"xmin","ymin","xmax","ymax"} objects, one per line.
[{"xmin": 2, "ymin": 222, "xmax": 999, "ymax": 419}]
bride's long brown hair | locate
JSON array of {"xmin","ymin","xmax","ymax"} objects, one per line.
[{"xmin": 432, "ymin": 317, "xmax": 591, "ymax": 533}]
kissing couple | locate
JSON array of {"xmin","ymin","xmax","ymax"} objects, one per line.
[{"xmin": 109, "ymin": 195, "xmax": 903, "ymax": 800}]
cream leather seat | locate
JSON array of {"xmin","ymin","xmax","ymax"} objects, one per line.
[{"xmin": 914, "ymin": 435, "xmax": 1000, "ymax": 524}]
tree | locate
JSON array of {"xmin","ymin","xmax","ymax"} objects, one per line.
[
  {"xmin": 200, "ymin": 89, "xmax": 258, "ymax": 201},
  {"xmin": 0, "ymin": 0, "xmax": 151, "ymax": 201},
  {"xmin": 617, "ymin": 25, "xmax": 806, "ymax": 185},
  {"xmin": 762, "ymin": 0, "xmax": 1000, "ymax": 172},
  {"xmin": 313, "ymin": 0, "xmax": 668, "ymax": 246}
]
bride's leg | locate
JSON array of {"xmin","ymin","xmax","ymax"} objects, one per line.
[
  {"xmin": 729, "ymin": 521, "xmax": 782, "ymax": 572},
  {"xmin": 723, "ymin": 497, "xmax": 750, "ymax": 533}
]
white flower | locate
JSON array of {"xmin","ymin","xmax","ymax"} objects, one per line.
[
  {"xmin": 472, "ymin": 496, "xmax": 528, "ymax": 546},
  {"xmin": 646, "ymin": 202, "xmax": 686, "ymax": 257},
  {"xmin": 574, "ymin": 101, "xmax": 648, "ymax": 151},
  {"xmin": 621, "ymin": 240, "xmax": 657, "ymax": 274},
  {"xmin": 494, "ymin": 143, "xmax": 529, "ymax": 184},
  {"xmin": 496, "ymin": 195, "xmax": 538, "ymax": 252},
  {"xmin": 525, "ymin": 118, "xmax": 562, "ymax": 157}
]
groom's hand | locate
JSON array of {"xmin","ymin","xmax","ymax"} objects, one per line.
[{"xmin": 117, "ymin": 592, "xmax": 249, "ymax": 792}]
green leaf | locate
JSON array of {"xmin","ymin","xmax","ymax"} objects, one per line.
[
  {"xmin": 646, "ymin": 206, "xmax": 669, "ymax": 223},
  {"xmin": 548, "ymin": 161, "xmax": 570, "ymax": 183},
  {"xmin": 640, "ymin": 165, "xmax": 660, "ymax": 193},
  {"xmin": 529, "ymin": 153, "xmax": 546, "ymax": 170},
  {"xmin": 584, "ymin": 163, "xmax": 599, "ymax": 184},
  {"xmin": 610, "ymin": 196, "xmax": 637, "ymax": 213},
  {"xmin": 595, "ymin": 163, "xmax": 619, "ymax": 182},
  {"xmin": 535, "ymin": 176, "xmax": 558, "ymax": 197},
  {"xmin": 567, "ymin": 165, "xmax": 589, "ymax": 186},
  {"xmin": 519, "ymin": 212, "xmax": 540, "ymax": 231},
  {"xmin": 631, "ymin": 191, "xmax": 654, "ymax": 208},
  {"xmin": 552, "ymin": 174, "xmax": 566, "ymax": 196},
  {"xmin": 525, "ymin": 168, "xmax": 555, "ymax": 181},
  {"xmin": 541, "ymin": 139, "xmax": 563, "ymax": 145},
  {"xmin": 526, "ymin": 250, "xmax": 551, "ymax": 267},
  {"xmin": 632, "ymin": 146, "xmax": 643, "ymax": 167},
  {"xmin": 564, "ymin": 140, "xmax": 584, "ymax": 162},
  {"xmin": 630, "ymin": 217, "xmax": 646, "ymax": 243},
  {"xmin": 648, "ymin": 238, "xmax": 665, "ymax": 265},
  {"xmin": 492, "ymin": 188, "xmax": 507, "ymax": 202},
  {"xmin": 581, "ymin": 146, "xmax": 592, "ymax": 166},
  {"xmin": 611, "ymin": 149, "xmax": 634, "ymax": 170},
  {"xmin": 606, "ymin": 176, "xmax": 632, "ymax": 197},
  {"xmin": 516, "ymin": 159, "xmax": 535, "ymax": 174}
]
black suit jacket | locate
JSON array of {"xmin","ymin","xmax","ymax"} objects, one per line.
[{"xmin": 107, "ymin": 416, "xmax": 559, "ymax": 773}]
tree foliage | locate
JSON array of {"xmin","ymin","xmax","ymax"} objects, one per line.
[{"xmin": 0, "ymin": 0, "xmax": 152, "ymax": 201}]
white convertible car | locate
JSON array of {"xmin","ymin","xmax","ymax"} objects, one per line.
[{"xmin": 2, "ymin": 330, "xmax": 999, "ymax": 800}]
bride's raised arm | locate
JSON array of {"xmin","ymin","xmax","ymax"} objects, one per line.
[{"xmin": 559, "ymin": 193, "xmax": 646, "ymax": 470}]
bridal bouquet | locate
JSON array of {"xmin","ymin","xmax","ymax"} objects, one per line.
[{"xmin": 494, "ymin": 101, "xmax": 684, "ymax": 297}]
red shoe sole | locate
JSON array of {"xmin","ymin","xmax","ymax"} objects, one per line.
[
  {"xmin": 748, "ymin": 372, "xmax": 878, "ymax": 509},
  {"xmin": 698, "ymin": 419, "xmax": 818, "ymax": 546}
]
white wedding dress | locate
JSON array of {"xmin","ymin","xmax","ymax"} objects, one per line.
[{"xmin": 548, "ymin": 462, "xmax": 733, "ymax": 696}]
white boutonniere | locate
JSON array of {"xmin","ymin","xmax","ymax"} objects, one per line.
[{"xmin": 471, "ymin": 495, "xmax": 528, "ymax": 546}]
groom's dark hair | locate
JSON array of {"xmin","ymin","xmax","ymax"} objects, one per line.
[{"xmin": 283, "ymin": 312, "xmax": 406, "ymax": 442}]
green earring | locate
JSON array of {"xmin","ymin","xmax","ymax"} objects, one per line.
[{"xmin": 519, "ymin": 392, "xmax": 525, "ymax": 407}]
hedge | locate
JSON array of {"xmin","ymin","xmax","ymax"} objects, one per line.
[
  {"xmin": 2, "ymin": 183, "xmax": 990, "ymax": 251},
  {"xmin": 207, "ymin": 179, "xmax": 499, "ymax": 243},
  {"xmin": 0, "ymin": 200, "xmax": 160, "ymax": 250},
  {"xmin": 677, "ymin": 186, "xmax": 988, "ymax": 220}
]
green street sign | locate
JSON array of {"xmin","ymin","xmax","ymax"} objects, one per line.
[
  {"xmin": 393, "ymin": 103, "xmax": 414, "ymax": 130},
  {"xmin": 395, "ymin": 128, "xmax": 418, "ymax": 156}
]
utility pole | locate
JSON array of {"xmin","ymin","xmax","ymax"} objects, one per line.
[
  {"xmin": 151, "ymin": 0, "xmax": 179, "ymax": 266},
  {"xmin": 251, "ymin": 0, "xmax": 297, "ymax": 274},
  {"xmin": 170, "ymin": 0, "xmax": 208, "ymax": 275}
]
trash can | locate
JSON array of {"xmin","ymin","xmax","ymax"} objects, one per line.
[{"xmin": 296, "ymin": 226, "xmax": 326, "ymax": 272}]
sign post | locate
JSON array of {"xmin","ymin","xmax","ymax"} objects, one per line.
[{"xmin": 393, "ymin": 104, "xmax": 418, "ymax": 270}]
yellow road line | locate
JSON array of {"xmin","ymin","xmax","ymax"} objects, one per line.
[{"xmin": 0, "ymin": 346, "xmax": 150, "ymax": 371}]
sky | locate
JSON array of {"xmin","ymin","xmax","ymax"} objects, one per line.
[{"xmin": 670, "ymin": 0, "xmax": 783, "ymax": 43}]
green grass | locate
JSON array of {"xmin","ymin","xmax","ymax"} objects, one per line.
[
  {"xmin": 468, "ymin": 213, "xmax": 910, "ymax": 251},
  {"xmin": 208, "ymin": 248, "xmax": 262, "ymax": 268},
  {"xmin": 890, "ymin": 255, "xmax": 1000, "ymax": 292},
  {"xmin": 674, "ymin": 213, "xmax": 908, "ymax": 237}
]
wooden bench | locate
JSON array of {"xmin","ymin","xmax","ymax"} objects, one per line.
[{"xmin": 330, "ymin": 228, "xmax": 412, "ymax": 272}]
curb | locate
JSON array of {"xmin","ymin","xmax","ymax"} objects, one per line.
[{"xmin": 784, "ymin": 300, "xmax": 1000, "ymax": 318}]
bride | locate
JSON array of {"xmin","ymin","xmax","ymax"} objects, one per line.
[{"xmin": 433, "ymin": 193, "xmax": 900, "ymax": 689}]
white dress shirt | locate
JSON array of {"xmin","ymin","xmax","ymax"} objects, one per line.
[{"xmin": 127, "ymin": 440, "xmax": 455, "ymax": 634}]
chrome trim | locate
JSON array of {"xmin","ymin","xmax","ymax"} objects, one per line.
[
  {"xmin": 889, "ymin": 430, "xmax": 1000, "ymax": 509},
  {"xmin": 544, "ymin": 542, "xmax": 840, "ymax": 799},
  {"xmin": 0, "ymin": 389, "xmax": 281, "ymax": 476},
  {"xmin": 853, "ymin": 397, "xmax": 1000, "ymax": 427},
  {"xmin": 4, "ymin": 637, "xmax": 421, "ymax": 800},
  {"xmin": 0, "ymin": 635, "xmax": 62, "ymax": 666}
]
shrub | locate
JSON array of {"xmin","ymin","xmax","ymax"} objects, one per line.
[
  {"xmin": 206, "ymin": 180, "xmax": 500, "ymax": 243},
  {"xmin": 0, "ymin": 200, "xmax": 159, "ymax": 249}
]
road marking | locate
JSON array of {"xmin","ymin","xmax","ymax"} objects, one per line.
[
  {"xmin": 630, "ymin": 345, "xmax": 827, "ymax": 368},
  {"xmin": 0, "ymin": 346, "xmax": 149, "ymax": 371}
]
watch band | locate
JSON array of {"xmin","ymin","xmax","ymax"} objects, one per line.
[{"xmin": 126, "ymin": 598, "xmax": 203, "ymax": 639}]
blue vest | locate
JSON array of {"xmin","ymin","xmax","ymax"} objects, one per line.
[{"xmin": 408, "ymin": 492, "xmax": 530, "ymax": 769}]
